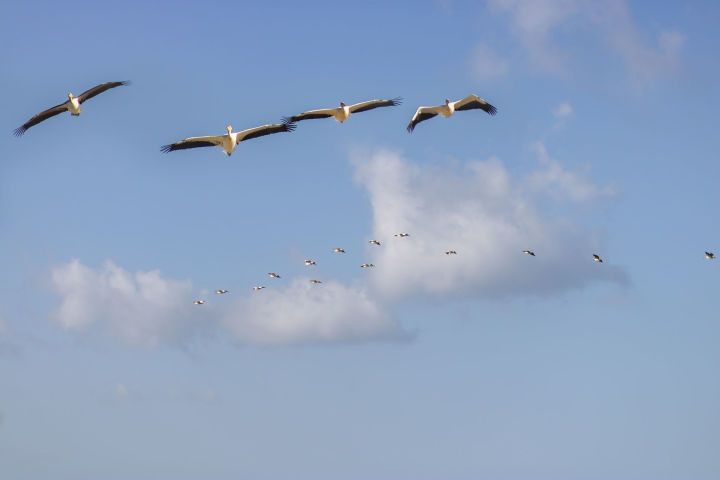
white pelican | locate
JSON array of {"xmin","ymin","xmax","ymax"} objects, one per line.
[
  {"xmin": 523, "ymin": 250, "xmax": 536, "ymax": 256},
  {"xmin": 368, "ymin": 240, "xmax": 381, "ymax": 246},
  {"xmin": 304, "ymin": 260, "xmax": 316, "ymax": 266},
  {"xmin": 215, "ymin": 289, "xmax": 228, "ymax": 294},
  {"xmin": 285, "ymin": 98, "xmax": 401, "ymax": 124},
  {"xmin": 13, "ymin": 81, "xmax": 129, "ymax": 136},
  {"xmin": 360, "ymin": 263, "xmax": 375, "ymax": 268},
  {"xmin": 161, "ymin": 121, "xmax": 295, "ymax": 156},
  {"xmin": 706, "ymin": 251, "xmax": 715, "ymax": 259},
  {"xmin": 310, "ymin": 279, "xmax": 322, "ymax": 284},
  {"xmin": 394, "ymin": 233, "xmax": 410, "ymax": 238},
  {"xmin": 333, "ymin": 248, "xmax": 345, "ymax": 253},
  {"xmin": 252, "ymin": 286, "xmax": 266, "ymax": 291},
  {"xmin": 445, "ymin": 250, "xmax": 457, "ymax": 255},
  {"xmin": 268, "ymin": 273, "xmax": 281, "ymax": 278},
  {"xmin": 193, "ymin": 300, "xmax": 206, "ymax": 305},
  {"xmin": 592, "ymin": 254, "xmax": 603, "ymax": 263},
  {"xmin": 406, "ymin": 94, "xmax": 497, "ymax": 133}
]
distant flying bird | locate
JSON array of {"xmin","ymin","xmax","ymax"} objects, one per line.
[
  {"xmin": 252, "ymin": 286, "xmax": 266, "ymax": 291},
  {"xmin": 333, "ymin": 248, "xmax": 345, "ymax": 253},
  {"xmin": 368, "ymin": 240, "xmax": 381, "ymax": 245},
  {"xmin": 407, "ymin": 94, "xmax": 497, "ymax": 133},
  {"xmin": 13, "ymin": 81, "xmax": 129, "ymax": 136},
  {"xmin": 445, "ymin": 250, "xmax": 457, "ymax": 255},
  {"xmin": 268, "ymin": 273, "xmax": 281, "ymax": 278},
  {"xmin": 304, "ymin": 260, "xmax": 316, "ymax": 266},
  {"xmin": 360, "ymin": 263, "xmax": 375, "ymax": 268},
  {"xmin": 592, "ymin": 254, "xmax": 603, "ymax": 263},
  {"xmin": 285, "ymin": 98, "xmax": 401, "ymax": 123},
  {"xmin": 394, "ymin": 233, "xmax": 410, "ymax": 238},
  {"xmin": 310, "ymin": 279, "xmax": 322, "ymax": 284},
  {"xmin": 215, "ymin": 289, "xmax": 228, "ymax": 294},
  {"xmin": 161, "ymin": 122, "xmax": 295, "ymax": 156},
  {"xmin": 193, "ymin": 300, "xmax": 206, "ymax": 305},
  {"xmin": 523, "ymin": 250, "xmax": 535, "ymax": 256},
  {"xmin": 706, "ymin": 251, "xmax": 715, "ymax": 259}
]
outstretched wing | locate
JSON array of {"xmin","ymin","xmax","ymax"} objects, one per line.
[
  {"xmin": 161, "ymin": 135, "xmax": 223, "ymax": 153},
  {"xmin": 453, "ymin": 94, "xmax": 497, "ymax": 115},
  {"xmin": 13, "ymin": 101, "xmax": 69, "ymax": 136},
  {"xmin": 77, "ymin": 81, "xmax": 130, "ymax": 104},
  {"xmin": 236, "ymin": 121, "xmax": 296, "ymax": 143},
  {"xmin": 285, "ymin": 108, "xmax": 337, "ymax": 122},
  {"xmin": 406, "ymin": 106, "xmax": 439, "ymax": 133},
  {"xmin": 349, "ymin": 97, "xmax": 402, "ymax": 114}
]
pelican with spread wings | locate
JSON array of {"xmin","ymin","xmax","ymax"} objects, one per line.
[
  {"xmin": 13, "ymin": 81, "xmax": 130, "ymax": 136},
  {"xmin": 161, "ymin": 121, "xmax": 295, "ymax": 156},
  {"xmin": 285, "ymin": 98, "xmax": 401, "ymax": 124},
  {"xmin": 407, "ymin": 94, "xmax": 497, "ymax": 133}
]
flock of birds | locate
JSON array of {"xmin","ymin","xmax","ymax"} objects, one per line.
[{"xmin": 12, "ymin": 81, "xmax": 717, "ymax": 305}]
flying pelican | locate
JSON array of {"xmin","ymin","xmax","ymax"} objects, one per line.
[
  {"xmin": 285, "ymin": 98, "xmax": 401, "ymax": 124},
  {"xmin": 13, "ymin": 81, "xmax": 130, "ymax": 136},
  {"xmin": 310, "ymin": 279, "xmax": 322, "ymax": 284},
  {"xmin": 193, "ymin": 300, "xmax": 206, "ymax": 305},
  {"xmin": 252, "ymin": 286, "xmax": 266, "ymax": 291},
  {"xmin": 445, "ymin": 250, "xmax": 457, "ymax": 255},
  {"xmin": 523, "ymin": 250, "xmax": 535, "ymax": 256},
  {"xmin": 592, "ymin": 254, "xmax": 603, "ymax": 263},
  {"xmin": 333, "ymin": 248, "xmax": 345, "ymax": 253},
  {"xmin": 268, "ymin": 273, "xmax": 281, "ymax": 278},
  {"xmin": 407, "ymin": 94, "xmax": 497, "ymax": 133},
  {"xmin": 161, "ymin": 121, "xmax": 295, "ymax": 156},
  {"xmin": 304, "ymin": 260, "xmax": 316, "ymax": 266},
  {"xmin": 215, "ymin": 289, "xmax": 229, "ymax": 294},
  {"xmin": 394, "ymin": 233, "xmax": 410, "ymax": 238},
  {"xmin": 368, "ymin": 240, "xmax": 381, "ymax": 246},
  {"xmin": 706, "ymin": 251, "xmax": 715, "ymax": 259},
  {"xmin": 360, "ymin": 263, "xmax": 375, "ymax": 268}
]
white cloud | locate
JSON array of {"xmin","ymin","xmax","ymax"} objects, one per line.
[
  {"xmin": 469, "ymin": 43, "xmax": 509, "ymax": 79},
  {"xmin": 50, "ymin": 260, "xmax": 405, "ymax": 347},
  {"xmin": 527, "ymin": 142, "xmax": 617, "ymax": 201},
  {"xmin": 50, "ymin": 259, "xmax": 203, "ymax": 347},
  {"xmin": 220, "ymin": 278, "xmax": 404, "ymax": 345},
  {"xmin": 352, "ymin": 148, "xmax": 626, "ymax": 300},
  {"xmin": 553, "ymin": 102, "xmax": 573, "ymax": 118},
  {"xmin": 486, "ymin": 0, "xmax": 684, "ymax": 83},
  {"xmin": 49, "ymin": 147, "xmax": 625, "ymax": 347},
  {"xmin": 487, "ymin": 0, "xmax": 579, "ymax": 73}
]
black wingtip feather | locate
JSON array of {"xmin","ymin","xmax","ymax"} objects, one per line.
[
  {"xmin": 486, "ymin": 103, "xmax": 498, "ymax": 115},
  {"xmin": 160, "ymin": 144, "xmax": 173, "ymax": 153},
  {"xmin": 391, "ymin": 97, "xmax": 403, "ymax": 106},
  {"xmin": 283, "ymin": 121, "xmax": 297, "ymax": 132},
  {"xmin": 12, "ymin": 126, "xmax": 26, "ymax": 137}
]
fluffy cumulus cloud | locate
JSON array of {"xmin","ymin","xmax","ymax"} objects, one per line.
[
  {"xmin": 352, "ymin": 148, "xmax": 626, "ymax": 300},
  {"xmin": 50, "ymin": 260, "xmax": 403, "ymax": 347},
  {"xmin": 50, "ymin": 259, "xmax": 201, "ymax": 347},
  {"xmin": 485, "ymin": 0, "xmax": 684, "ymax": 83},
  {"xmin": 527, "ymin": 142, "xmax": 617, "ymax": 201},
  {"xmin": 220, "ymin": 279, "xmax": 403, "ymax": 345},
  {"xmin": 50, "ymin": 146, "xmax": 625, "ymax": 347}
]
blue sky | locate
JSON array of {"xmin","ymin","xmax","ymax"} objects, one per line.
[{"xmin": 1, "ymin": 0, "xmax": 719, "ymax": 478}]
